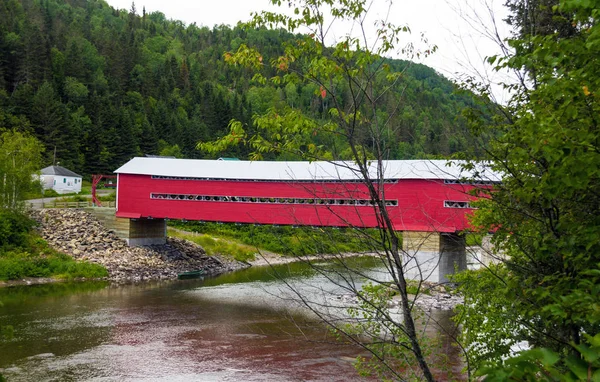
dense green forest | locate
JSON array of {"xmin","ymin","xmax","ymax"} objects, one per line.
[{"xmin": 0, "ymin": 0, "xmax": 480, "ymax": 176}]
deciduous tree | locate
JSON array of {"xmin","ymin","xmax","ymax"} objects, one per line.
[
  {"xmin": 0, "ymin": 130, "xmax": 43, "ymax": 209},
  {"xmin": 198, "ymin": 0, "xmax": 453, "ymax": 380},
  {"xmin": 456, "ymin": 0, "xmax": 600, "ymax": 378}
]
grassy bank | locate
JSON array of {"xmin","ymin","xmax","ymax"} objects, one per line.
[
  {"xmin": 169, "ymin": 221, "xmax": 387, "ymax": 256},
  {"xmin": 0, "ymin": 209, "xmax": 108, "ymax": 281},
  {"xmin": 168, "ymin": 228, "xmax": 256, "ymax": 262}
]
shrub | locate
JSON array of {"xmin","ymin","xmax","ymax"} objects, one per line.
[
  {"xmin": 43, "ymin": 189, "xmax": 60, "ymax": 197},
  {"xmin": 0, "ymin": 249, "xmax": 107, "ymax": 281},
  {"xmin": 0, "ymin": 210, "xmax": 108, "ymax": 280},
  {"xmin": 61, "ymin": 261, "xmax": 108, "ymax": 279},
  {"xmin": 56, "ymin": 194, "xmax": 87, "ymax": 202},
  {"xmin": 98, "ymin": 192, "xmax": 116, "ymax": 202},
  {"xmin": 0, "ymin": 210, "xmax": 36, "ymax": 250}
]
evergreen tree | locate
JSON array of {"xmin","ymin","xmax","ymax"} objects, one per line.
[
  {"xmin": 16, "ymin": 21, "xmax": 49, "ymax": 87},
  {"xmin": 0, "ymin": 0, "xmax": 484, "ymax": 177},
  {"xmin": 30, "ymin": 82, "xmax": 71, "ymax": 165}
]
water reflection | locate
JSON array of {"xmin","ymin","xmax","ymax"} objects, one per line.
[{"xmin": 0, "ymin": 259, "xmax": 460, "ymax": 381}]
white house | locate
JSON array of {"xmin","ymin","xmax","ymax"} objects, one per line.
[{"xmin": 40, "ymin": 165, "xmax": 82, "ymax": 194}]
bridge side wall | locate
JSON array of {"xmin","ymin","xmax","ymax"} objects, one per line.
[{"xmin": 116, "ymin": 174, "xmax": 476, "ymax": 233}]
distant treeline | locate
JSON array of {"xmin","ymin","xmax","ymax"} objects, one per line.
[{"xmin": 0, "ymin": 0, "xmax": 484, "ymax": 176}]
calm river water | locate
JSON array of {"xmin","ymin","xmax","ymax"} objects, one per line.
[{"xmin": 0, "ymin": 258, "xmax": 461, "ymax": 381}]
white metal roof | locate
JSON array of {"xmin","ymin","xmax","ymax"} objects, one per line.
[{"xmin": 114, "ymin": 157, "xmax": 499, "ymax": 181}]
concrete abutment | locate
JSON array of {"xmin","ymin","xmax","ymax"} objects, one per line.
[
  {"xmin": 127, "ymin": 218, "xmax": 167, "ymax": 246},
  {"xmin": 86, "ymin": 208, "xmax": 166, "ymax": 246}
]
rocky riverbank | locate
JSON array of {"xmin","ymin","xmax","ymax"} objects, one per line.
[
  {"xmin": 25, "ymin": 209, "xmax": 463, "ymax": 311},
  {"xmin": 30, "ymin": 209, "xmax": 249, "ymax": 281},
  {"xmin": 252, "ymin": 253, "xmax": 463, "ymax": 310}
]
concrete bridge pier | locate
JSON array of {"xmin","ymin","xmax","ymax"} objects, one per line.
[{"xmin": 402, "ymin": 231, "xmax": 466, "ymax": 283}]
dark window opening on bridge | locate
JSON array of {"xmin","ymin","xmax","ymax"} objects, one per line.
[
  {"xmin": 150, "ymin": 193, "xmax": 398, "ymax": 207},
  {"xmin": 444, "ymin": 200, "xmax": 471, "ymax": 208},
  {"xmin": 444, "ymin": 179, "xmax": 497, "ymax": 186},
  {"xmin": 150, "ymin": 175, "xmax": 398, "ymax": 184}
]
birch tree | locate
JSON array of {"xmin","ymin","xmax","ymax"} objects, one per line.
[{"xmin": 0, "ymin": 131, "xmax": 43, "ymax": 210}]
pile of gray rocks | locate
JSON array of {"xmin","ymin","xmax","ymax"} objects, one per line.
[
  {"xmin": 332, "ymin": 285, "xmax": 463, "ymax": 312},
  {"xmin": 401, "ymin": 291, "xmax": 463, "ymax": 311},
  {"xmin": 30, "ymin": 209, "xmax": 249, "ymax": 281}
]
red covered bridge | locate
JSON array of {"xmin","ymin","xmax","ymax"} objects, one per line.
[
  {"xmin": 114, "ymin": 157, "xmax": 492, "ymax": 231},
  {"xmin": 113, "ymin": 158, "xmax": 496, "ymax": 282}
]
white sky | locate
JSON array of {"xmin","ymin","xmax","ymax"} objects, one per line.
[{"xmin": 105, "ymin": 0, "xmax": 513, "ymax": 103}]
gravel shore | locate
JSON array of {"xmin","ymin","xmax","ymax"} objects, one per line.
[{"xmin": 251, "ymin": 252, "xmax": 463, "ymax": 310}]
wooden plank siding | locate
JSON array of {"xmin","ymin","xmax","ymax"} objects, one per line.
[{"xmin": 116, "ymin": 174, "xmax": 477, "ymax": 233}]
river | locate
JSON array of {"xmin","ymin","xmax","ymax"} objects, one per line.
[{"xmin": 0, "ymin": 258, "xmax": 461, "ymax": 381}]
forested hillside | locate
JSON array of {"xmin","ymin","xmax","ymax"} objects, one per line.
[{"xmin": 0, "ymin": 0, "xmax": 481, "ymax": 176}]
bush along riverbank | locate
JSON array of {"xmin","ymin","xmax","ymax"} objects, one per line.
[
  {"xmin": 29, "ymin": 209, "xmax": 249, "ymax": 282},
  {"xmin": 0, "ymin": 209, "xmax": 107, "ymax": 282}
]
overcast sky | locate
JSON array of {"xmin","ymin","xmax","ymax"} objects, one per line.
[{"xmin": 105, "ymin": 0, "xmax": 512, "ymax": 103}]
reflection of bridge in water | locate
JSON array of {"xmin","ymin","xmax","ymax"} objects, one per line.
[{"xmin": 113, "ymin": 158, "xmax": 497, "ymax": 282}]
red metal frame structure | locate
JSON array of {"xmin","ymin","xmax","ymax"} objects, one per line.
[
  {"xmin": 114, "ymin": 158, "xmax": 497, "ymax": 232},
  {"xmin": 92, "ymin": 174, "xmax": 117, "ymax": 207}
]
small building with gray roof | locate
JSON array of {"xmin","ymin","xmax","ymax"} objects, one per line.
[{"xmin": 40, "ymin": 165, "xmax": 82, "ymax": 194}]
